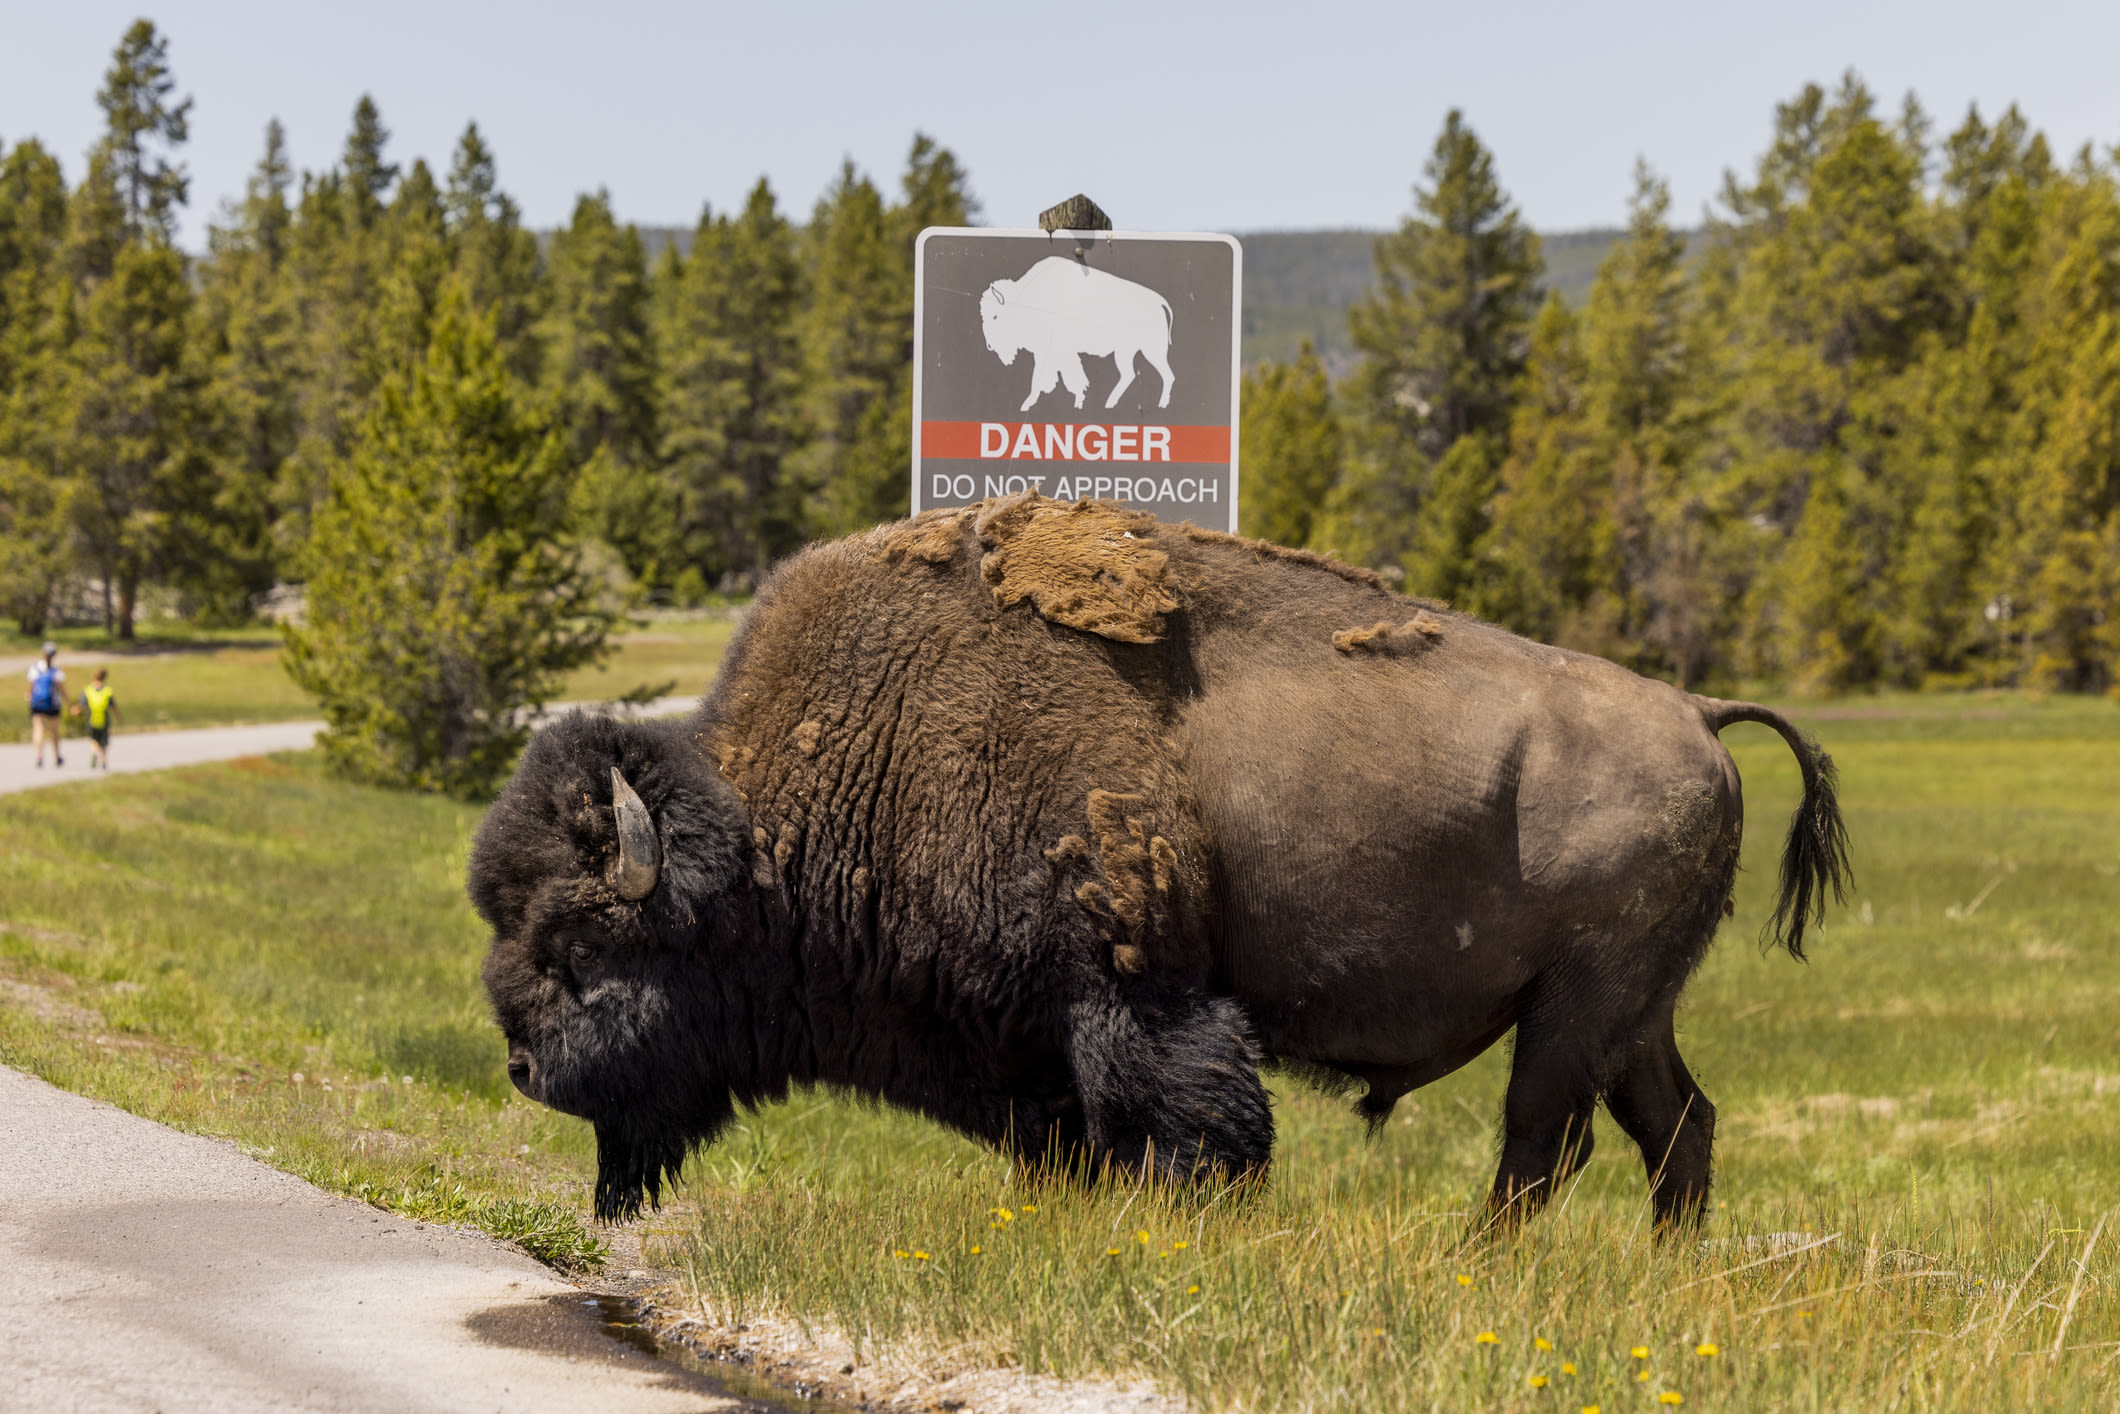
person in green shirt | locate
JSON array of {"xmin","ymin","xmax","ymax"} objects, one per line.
[{"xmin": 75, "ymin": 668, "xmax": 118, "ymax": 771}]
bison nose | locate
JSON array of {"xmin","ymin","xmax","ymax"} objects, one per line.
[{"xmin": 506, "ymin": 1050, "xmax": 538, "ymax": 1100}]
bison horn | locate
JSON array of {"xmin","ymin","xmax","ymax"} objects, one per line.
[{"xmin": 607, "ymin": 767, "xmax": 660, "ymax": 900}]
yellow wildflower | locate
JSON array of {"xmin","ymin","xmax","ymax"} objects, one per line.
[
  {"xmin": 1636, "ymin": 1370, "xmax": 1651, "ymax": 1383},
  {"xmin": 893, "ymin": 1249, "xmax": 910, "ymax": 1259},
  {"xmin": 1456, "ymin": 1274, "xmax": 1474, "ymax": 1287},
  {"xmin": 1529, "ymin": 1374, "xmax": 1549, "ymax": 1388},
  {"xmin": 1631, "ymin": 1346, "xmax": 1649, "ymax": 1360},
  {"xmin": 1695, "ymin": 1343, "xmax": 1718, "ymax": 1357},
  {"xmin": 1535, "ymin": 1337, "xmax": 1553, "ymax": 1351},
  {"xmin": 1020, "ymin": 1204, "xmax": 1037, "ymax": 1214},
  {"xmin": 1372, "ymin": 1327, "xmax": 1385, "ymax": 1337},
  {"xmin": 1106, "ymin": 1246, "xmax": 1122, "ymax": 1256},
  {"xmin": 1659, "ymin": 1394, "xmax": 1684, "ymax": 1407},
  {"xmin": 1173, "ymin": 1240, "xmax": 1188, "ymax": 1249},
  {"xmin": 1136, "ymin": 1230, "xmax": 1151, "ymax": 1244},
  {"xmin": 1582, "ymin": 1407, "xmax": 1601, "ymax": 1414},
  {"xmin": 913, "ymin": 1251, "xmax": 930, "ymax": 1261},
  {"xmin": 970, "ymin": 1245, "xmax": 982, "ymax": 1255},
  {"xmin": 1187, "ymin": 1285, "xmax": 1201, "ymax": 1295},
  {"xmin": 1561, "ymin": 1362, "xmax": 1577, "ymax": 1376},
  {"xmin": 1476, "ymin": 1331, "xmax": 1500, "ymax": 1345}
]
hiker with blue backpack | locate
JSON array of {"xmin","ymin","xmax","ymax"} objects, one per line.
[{"xmin": 26, "ymin": 641, "xmax": 65, "ymax": 768}]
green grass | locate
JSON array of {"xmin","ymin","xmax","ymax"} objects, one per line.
[
  {"xmin": 1, "ymin": 616, "xmax": 735, "ymax": 744},
  {"xmin": 0, "ymin": 753, "xmax": 609, "ymax": 1270},
  {"xmin": 3, "ymin": 690, "xmax": 2117, "ymax": 1408}
]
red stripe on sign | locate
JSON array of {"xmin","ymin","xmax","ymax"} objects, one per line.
[{"xmin": 921, "ymin": 420, "xmax": 1230, "ymax": 463}]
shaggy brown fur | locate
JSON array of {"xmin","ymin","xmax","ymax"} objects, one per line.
[
  {"xmin": 1332, "ymin": 611, "xmax": 1447, "ymax": 654},
  {"xmin": 975, "ymin": 495, "xmax": 1179, "ymax": 644}
]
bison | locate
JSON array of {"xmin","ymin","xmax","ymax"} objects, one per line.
[
  {"xmin": 471, "ymin": 495, "xmax": 1848, "ymax": 1228},
  {"xmin": 980, "ymin": 256, "xmax": 1177, "ymax": 412}
]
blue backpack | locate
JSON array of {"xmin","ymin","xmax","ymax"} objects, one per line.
[{"xmin": 29, "ymin": 664, "xmax": 60, "ymax": 714}]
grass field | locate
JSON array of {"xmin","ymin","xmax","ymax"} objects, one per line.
[
  {"xmin": 0, "ymin": 616, "xmax": 735, "ymax": 744},
  {"xmin": 2, "ymin": 690, "xmax": 2116, "ymax": 1408}
]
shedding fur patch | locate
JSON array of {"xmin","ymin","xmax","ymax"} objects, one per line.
[
  {"xmin": 975, "ymin": 494, "xmax": 1177, "ymax": 644},
  {"xmin": 1332, "ymin": 611, "xmax": 1446, "ymax": 654},
  {"xmin": 879, "ymin": 509, "xmax": 966, "ymax": 565},
  {"xmin": 791, "ymin": 720, "xmax": 822, "ymax": 757}
]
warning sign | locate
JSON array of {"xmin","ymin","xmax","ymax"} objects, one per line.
[{"xmin": 913, "ymin": 229, "xmax": 1242, "ymax": 531}]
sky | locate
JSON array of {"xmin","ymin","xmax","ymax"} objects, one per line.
[{"xmin": 3, "ymin": 1, "xmax": 2117, "ymax": 249}]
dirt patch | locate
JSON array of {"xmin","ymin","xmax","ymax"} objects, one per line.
[{"xmin": 640, "ymin": 1301, "xmax": 1187, "ymax": 1414}]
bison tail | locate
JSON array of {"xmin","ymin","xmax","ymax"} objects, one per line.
[{"xmin": 1696, "ymin": 698, "xmax": 1852, "ymax": 962}]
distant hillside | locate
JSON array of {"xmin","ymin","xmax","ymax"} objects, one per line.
[{"xmin": 620, "ymin": 223, "xmax": 1681, "ymax": 369}]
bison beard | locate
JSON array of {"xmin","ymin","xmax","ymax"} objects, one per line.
[
  {"xmin": 471, "ymin": 494, "xmax": 1848, "ymax": 1232},
  {"xmin": 593, "ymin": 1115, "xmax": 696, "ymax": 1224}
]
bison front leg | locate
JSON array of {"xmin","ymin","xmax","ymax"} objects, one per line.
[{"xmin": 1063, "ymin": 989, "xmax": 1273, "ymax": 1182}]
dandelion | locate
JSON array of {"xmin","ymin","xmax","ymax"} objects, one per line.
[
  {"xmin": 970, "ymin": 1245, "xmax": 983, "ymax": 1255},
  {"xmin": 1187, "ymin": 1285, "xmax": 1201, "ymax": 1295},
  {"xmin": 1561, "ymin": 1362, "xmax": 1577, "ymax": 1376},
  {"xmin": 1636, "ymin": 1371, "xmax": 1651, "ymax": 1383},
  {"xmin": 1107, "ymin": 1247, "xmax": 1123, "ymax": 1257},
  {"xmin": 913, "ymin": 1251, "xmax": 930, "ymax": 1261},
  {"xmin": 1020, "ymin": 1204, "xmax": 1038, "ymax": 1214},
  {"xmin": 1136, "ymin": 1230, "xmax": 1151, "ymax": 1244},
  {"xmin": 1695, "ymin": 1343, "xmax": 1718, "ymax": 1358},
  {"xmin": 1582, "ymin": 1407, "xmax": 1601, "ymax": 1414},
  {"xmin": 1372, "ymin": 1328, "xmax": 1385, "ymax": 1337},
  {"xmin": 1173, "ymin": 1240, "xmax": 1188, "ymax": 1250},
  {"xmin": 1456, "ymin": 1274, "xmax": 1475, "ymax": 1287},
  {"xmin": 1535, "ymin": 1337, "xmax": 1553, "ymax": 1351},
  {"xmin": 894, "ymin": 1250, "xmax": 910, "ymax": 1259},
  {"xmin": 1658, "ymin": 1394, "xmax": 1684, "ymax": 1407},
  {"xmin": 1631, "ymin": 1346, "xmax": 1649, "ymax": 1360},
  {"xmin": 991, "ymin": 1208, "xmax": 1014, "ymax": 1226},
  {"xmin": 1529, "ymin": 1374, "xmax": 1549, "ymax": 1388},
  {"xmin": 1476, "ymin": 1331, "xmax": 1500, "ymax": 1345}
]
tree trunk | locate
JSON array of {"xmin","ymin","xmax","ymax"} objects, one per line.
[{"xmin": 117, "ymin": 572, "xmax": 138, "ymax": 641}]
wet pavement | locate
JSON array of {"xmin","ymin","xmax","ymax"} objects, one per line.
[{"xmin": 0, "ymin": 1063, "xmax": 766, "ymax": 1412}]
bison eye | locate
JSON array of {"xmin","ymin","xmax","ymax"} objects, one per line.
[{"xmin": 567, "ymin": 941, "xmax": 600, "ymax": 970}]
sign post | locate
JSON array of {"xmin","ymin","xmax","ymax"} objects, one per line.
[{"xmin": 912, "ymin": 224, "xmax": 1242, "ymax": 532}]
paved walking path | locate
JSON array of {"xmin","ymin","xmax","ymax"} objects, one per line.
[
  {"xmin": 0, "ymin": 698, "xmax": 693, "ymax": 797},
  {"xmin": 0, "ymin": 1065, "xmax": 753, "ymax": 1413}
]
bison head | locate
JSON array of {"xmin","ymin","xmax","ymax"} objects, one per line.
[
  {"xmin": 469, "ymin": 713, "xmax": 763, "ymax": 1221},
  {"xmin": 979, "ymin": 279, "xmax": 1022, "ymax": 364}
]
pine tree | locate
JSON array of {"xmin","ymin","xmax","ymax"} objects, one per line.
[
  {"xmin": 444, "ymin": 122, "xmax": 541, "ymax": 382},
  {"xmin": 540, "ymin": 191, "xmax": 665, "ymax": 585},
  {"xmin": 0, "ymin": 138, "xmax": 73, "ymax": 631},
  {"xmin": 799, "ymin": 136, "xmax": 975, "ymax": 537},
  {"xmin": 191, "ymin": 120, "xmax": 300, "ymax": 620},
  {"xmin": 277, "ymin": 100, "xmax": 404, "ymax": 537},
  {"xmin": 94, "ymin": 20, "xmax": 191, "ymax": 240},
  {"xmin": 1347, "ymin": 110, "xmax": 1542, "ymax": 577},
  {"xmin": 285, "ymin": 282, "xmax": 610, "ymax": 796},
  {"xmin": 1714, "ymin": 77, "xmax": 1953, "ymax": 689},
  {"xmin": 1238, "ymin": 341, "xmax": 1342, "ymax": 547},
  {"xmin": 57, "ymin": 26, "xmax": 210, "ymax": 638},
  {"xmin": 1478, "ymin": 293, "xmax": 1595, "ymax": 641},
  {"xmin": 658, "ymin": 178, "xmax": 806, "ymax": 586}
]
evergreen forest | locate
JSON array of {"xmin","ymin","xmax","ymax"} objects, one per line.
[{"xmin": 4, "ymin": 25, "xmax": 2117, "ymax": 703}]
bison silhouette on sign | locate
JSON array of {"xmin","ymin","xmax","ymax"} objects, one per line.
[{"xmin": 980, "ymin": 256, "xmax": 1176, "ymax": 412}]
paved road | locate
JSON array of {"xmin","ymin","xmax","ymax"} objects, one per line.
[
  {"xmin": 0, "ymin": 1066, "xmax": 756, "ymax": 1413},
  {"xmin": 0, "ymin": 698, "xmax": 693, "ymax": 797}
]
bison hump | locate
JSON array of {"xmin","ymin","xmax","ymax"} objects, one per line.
[{"xmin": 974, "ymin": 493, "xmax": 1178, "ymax": 644}]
